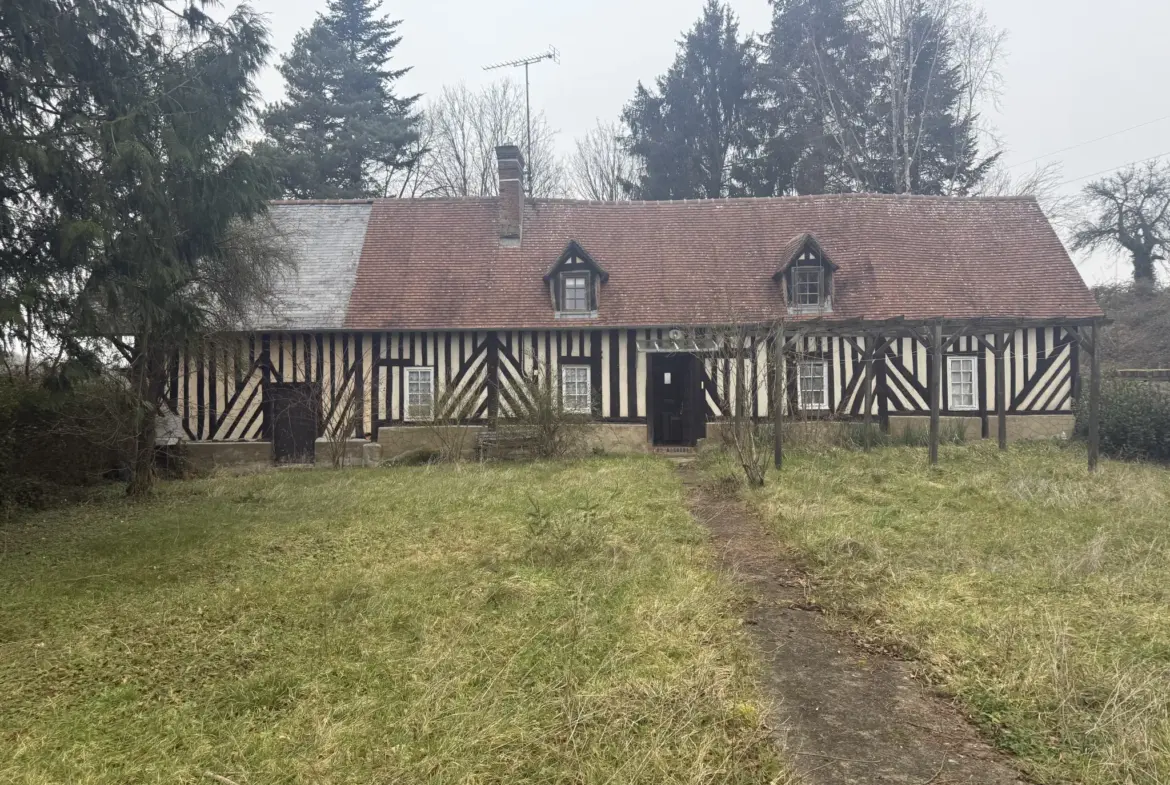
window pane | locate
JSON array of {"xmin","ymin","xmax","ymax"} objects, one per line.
[
  {"xmin": 793, "ymin": 267, "xmax": 821, "ymax": 306},
  {"xmin": 406, "ymin": 368, "xmax": 433, "ymax": 419},
  {"xmin": 562, "ymin": 275, "xmax": 589, "ymax": 311},
  {"xmin": 798, "ymin": 360, "xmax": 826, "ymax": 409},
  {"xmin": 561, "ymin": 366, "xmax": 590, "ymax": 412},
  {"xmin": 948, "ymin": 358, "xmax": 976, "ymax": 409}
]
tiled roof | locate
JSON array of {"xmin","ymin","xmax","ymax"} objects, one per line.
[
  {"xmin": 335, "ymin": 194, "xmax": 1101, "ymax": 330},
  {"xmin": 250, "ymin": 201, "xmax": 372, "ymax": 331}
]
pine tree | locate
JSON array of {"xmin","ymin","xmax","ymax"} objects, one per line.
[
  {"xmin": 745, "ymin": 0, "xmax": 878, "ymax": 195},
  {"xmin": 859, "ymin": 8, "xmax": 998, "ymax": 195},
  {"xmin": 621, "ymin": 0, "xmax": 757, "ymax": 200},
  {"xmin": 750, "ymin": 0, "xmax": 999, "ymax": 196},
  {"xmin": 263, "ymin": 0, "xmax": 420, "ymax": 199},
  {"xmin": 2, "ymin": 0, "xmax": 287, "ymax": 493}
]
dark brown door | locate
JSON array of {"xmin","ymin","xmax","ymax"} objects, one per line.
[
  {"xmin": 651, "ymin": 354, "xmax": 699, "ymax": 445},
  {"xmin": 266, "ymin": 382, "xmax": 318, "ymax": 464}
]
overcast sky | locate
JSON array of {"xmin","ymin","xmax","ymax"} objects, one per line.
[{"xmin": 244, "ymin": 0, "xmax": 1170, "ymax": 285}]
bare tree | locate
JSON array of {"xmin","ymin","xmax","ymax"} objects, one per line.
[
  {"xmin": 567, "ymin": 120, "xmax": 637, "ymax": 201},
  {"xmin": 380, "ymin": 116, "xmax": 434, "ymax": 199},
  {"xmin": 421, "ymin": 80, "xmax": 564, "ymax": 198},
  {"xmin": 860, "ymin": 0, "xmax": 1005, "ymax": 194},
  {"xmin": 423, "ymin": 377, "xmax": 482, "ymax": 463},
  {"xmin": 1072, "ymin": 160, "xmax": 1170, "ymax": 286},
  {"xmin": 687, "ymin": 321, "xmax": 783, "ymax": 487},
  {"xmin": 977, "ymin": 161, "xmax": 1080, "ymax": 230}
]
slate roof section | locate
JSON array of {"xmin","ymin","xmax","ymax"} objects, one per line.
[
  {"xmin": 250, "ymin": 201, "xmax": 372, "ymax": 331},
  {"xmin": 341, "ymin": 194, "xmax": 1102, "ymax": 330}
]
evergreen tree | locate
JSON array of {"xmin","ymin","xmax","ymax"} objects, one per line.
[
  {"xmin": 2, "ymin": 0, "xmax": 288, "ymax": 493},
  {"xmin": 744, "ymin": 0, "xmax": 878, "ymax": 195},
  {"xmin": 263, "ymin": 0, "xmax": 420, "ymax": 199},
  {"xmin": 748, "ymin": 0, "xmax": 999, "ymax": 195},
  {"xmin": 622, "ymin": 0, "xmax": 757, "ymax": 200}
]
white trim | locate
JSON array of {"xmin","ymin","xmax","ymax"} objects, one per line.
[
  {"xmin": 404, "ymin": 366, "xmax": 435, "ymax": 421},
  {"xmin": 796, "ymin": 359, "xmax": 829, "ymax": 411},
  {"xmin": 947, "ymin": 356, "xmax": 978, "ymax": 411},
  {"xmin": 561, "ymin": 364, "xmax": 592, "ymax": 414}
]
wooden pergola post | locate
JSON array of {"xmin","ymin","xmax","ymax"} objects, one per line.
[
  {"xmin": 994, "ymin": 331, "xmax": 1008, "ymax": 450},
  {"xmin": 929, "ymin": 323, "xmax": 942, "ymax": 466},
  {"xmin": 774, "ymin": 326, "xmax": 785, "ymax": 469},
  {"xmin": 1088, "ymin": 320, "xmax": 1101, "ymax": 472},
  {"xmin": 862, "ymin": 333, "xmax": 874, "ymax": 451}
]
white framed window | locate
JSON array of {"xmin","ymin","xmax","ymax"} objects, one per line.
[
  {"xmin": 797, "ymin": 360, "xmax": 828, "ymax": 410},
  {"xmin": 561, "ymin": 273, "xmax": 589, "ymax": 312},
  {"xmin": 793, "ymin": 266, "xmax": 822, "ymax": 306},
  {"xmin": 561, "ymin": 365, "xmax": 592, "ymax": 414},
  {"xmin": 405, "ymin": 367, "xmax": 434, "ymax": 421},
  {"xmin": 948, "ymin": 356, "xmax": 978, "ymax": 411}
]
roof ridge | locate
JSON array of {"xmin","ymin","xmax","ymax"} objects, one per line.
[
  {"xmin": 269, "ymin": 193, "xmax": 1040, "ymax": 209},
  {"xmin": 269, "ymin": 198, "xmax": 375, "ymax": 206},
  {"xmin": 530, "ymin": 193, "xmax": 1041, "ymax": 207}
]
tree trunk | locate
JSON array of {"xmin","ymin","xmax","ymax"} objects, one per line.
[
  {"xmin": 1133, "ymin": 252, "xmax": 1157, "ymax": 287},
  {"xmin": 126, "ymin": 340, "xmax": 166, "ymax": 496}
]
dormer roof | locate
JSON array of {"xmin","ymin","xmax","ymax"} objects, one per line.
[
  {"xmin": 773, "ymin": 232, "xmax": 839, "ymax": 281},
  {"xmin": 544, "ymin": 240, "xmax": 610, "ymax": 283}
]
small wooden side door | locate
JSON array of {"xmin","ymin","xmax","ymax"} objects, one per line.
[{"xmin": 266, "ymin": 382, "xmax": 319, "ymax": 464}]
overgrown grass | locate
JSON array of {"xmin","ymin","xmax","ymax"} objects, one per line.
[
  {"xmin": 0, "ymin": 458, "xmax": 783, "ymax": 784},
  {"xmin": 709, "ymin": 442, "xmax": 1170, "ymax": 785}
]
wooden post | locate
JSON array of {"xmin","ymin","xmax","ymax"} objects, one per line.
[
  {"xmin": 994, "ymin": 332, "xmax": 1007, "ymax": 450},
  {"xmin": 1088, "ymin": 321, "xmax": 1101, "ymax": 472},
  {"xmin": 929, "ymin": 323, "xmax": 942, "ymax": 466},
  {"xmin": 774, "ymin": 327, "xmax": 784, "ymax": 469},
  {"xmin": 862, "ymin": 334, "xmax": 874, "ymax": 451}
]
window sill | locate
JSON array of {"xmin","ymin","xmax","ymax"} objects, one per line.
[
  {"xmin": 787, "ymin": 304, "xmax": 833, "ymax": 316},
  {"xmin": 554, "ymin": 310, "xmax": 599, "ymax": 320}
]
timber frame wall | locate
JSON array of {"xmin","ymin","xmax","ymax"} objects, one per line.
[{"xmin": 169, "ymin": 324, "xmax": 1082, "ymax": 443}]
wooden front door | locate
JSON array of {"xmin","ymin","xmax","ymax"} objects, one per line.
[
  {"xmin": 650, "ymin": 354, "xmax": 703, "ymax": 446},
  {"xmin": 266, "ymin": 382, "xmax": 319, "ymax": 464}
]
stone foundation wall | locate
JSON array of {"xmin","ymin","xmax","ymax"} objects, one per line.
[
  {"xmin": 313, "ymin": 438, "xmax": 370, "ymax": 467},
  {"xmin": 585, "ymin": 424, "xmax": 650, "ymax": 454},
  {"xmin": 184, "ymin": 441, "xmax": 272, "ymax": 471},
  {"xmin": 887, "ymin": 414, "xmax": 1074, "ymax": 443},
  {"xmin": 377, "ymin": 425, "xmax": 485, "ymax": 461}
]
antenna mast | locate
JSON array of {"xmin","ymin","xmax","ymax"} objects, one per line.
[{"xmin": 483, "ymin": 46, "xmax": 559, "ymax": 193}]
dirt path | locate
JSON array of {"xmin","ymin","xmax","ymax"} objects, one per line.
[{"xmin": 681, "ymin": 466, "xmax": 1027, "ymax": 785}]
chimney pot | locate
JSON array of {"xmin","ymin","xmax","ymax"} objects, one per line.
[{"xmin": 496, "ymin": 144, "xmax": 524, "ymax": 243}]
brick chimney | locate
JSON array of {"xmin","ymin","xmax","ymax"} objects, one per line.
[{"xmin": 496, "ymin": 144, "xmax": 524, "ymax": 245}]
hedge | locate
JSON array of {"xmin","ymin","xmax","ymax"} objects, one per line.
[{"xmin": 1076, "ymin": 378, "xmax": 1170, "ymax": 462}]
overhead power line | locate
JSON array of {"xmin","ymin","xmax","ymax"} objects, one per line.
[
  {"xmin": 1056, "ymin": 149, "xmax": 1170, "ymax": 188},
  {"xmin": 1007, "ymin": 113, "xmax": 1170, "ymax": 170}
]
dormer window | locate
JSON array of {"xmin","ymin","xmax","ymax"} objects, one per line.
[
  {"xmin": 793, "ymin": 260, "xmax": 823, "ymax": 306},
  {"xmin": 774, "ymin": 233, "xmax": 837, "ymax": 314},
  {"xmin": 545, "ymin": 240, "xmax": 609, "ymax": 319},
  {"xmin": 562, "ymin": 273, "xmax": 589, "ymax": 312}
]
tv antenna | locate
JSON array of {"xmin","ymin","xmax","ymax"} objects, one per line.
[{"xmin": 483, "ymin": 46, "xmax": 560, "ymax": 192}]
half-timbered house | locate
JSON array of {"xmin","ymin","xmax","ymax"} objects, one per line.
[{"xmin": 171, "ymin": 145, "xmax": 1104, "ymax": 464}]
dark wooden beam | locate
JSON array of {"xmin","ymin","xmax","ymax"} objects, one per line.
[
  {"xmin": 774, "ymin": 327, "xmax": 785, "ymax": 470},
  {"xmin": 862, "ymin": 335, "xmax": 874, "ymax": 450},
  {"xmin": 1088, "ymin": 321, "xmax": 1101, "ymax": 472},
  {"xmin": 994, "ymin": 331, "xmax": 1007, "ymax": 450},
  {"xmin": 929, "ymin": 323, "xmax": 942, "ymax": 466}
]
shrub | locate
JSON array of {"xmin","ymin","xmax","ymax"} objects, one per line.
[
  {"xmin": 1077, "ymin": 378, "xmax": 1170, "ymax": 462},
  {"xmin": 0, "ymin": 373, "xmax": 135, "ymax": 511},
  {"xmin": 502, "ymin": 356, "xmax": 588, "ymax": 459}
]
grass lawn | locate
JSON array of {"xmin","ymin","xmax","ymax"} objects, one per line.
[
  {"xmin": 713, "ymin": 442, "xmax": 1170, "ymax": 785},
  {"xmin": 0, "ymin": 457, "xmax": 782, "ymax": 784}
]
